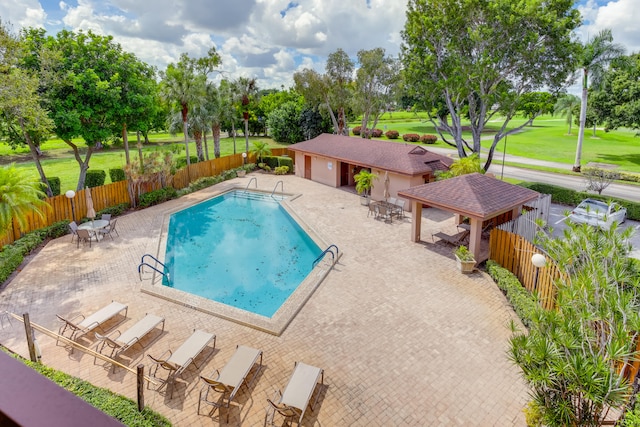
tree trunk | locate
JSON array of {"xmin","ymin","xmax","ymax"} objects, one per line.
[
  {"xmin": 244, "ymin": 118, "xmax": 249, "ymax": 154},
  {"xmin": 574, "ymin": 69, "xmax": 589, "ymax": 172},
  {"xmin": 65, "ymin": 139, "xmax": 94, "ymax": 190},
  {"xmin": 203, "ymin": 131, "xmax": 209, "ymax": 160},
  {"xmin": 136, "ymin": 131, "xmax": 144, "ymax": 172},
  {"xmin": 232, "ymin": 122, "xmax": 237, "ymax": 154},
  {"xmin": 122, "ymin": 123, "xmax": 130, "ymax": 165},
  {"xmin": 194, "ymin": 131, "xmax": 204, "ymax": 161},
  {"xmin": 181, "ymin": 103, "xmax": 190, "ymax": 166},
  {"xmin": 213, "ymin": 124, "xmax": 221, "ymax": 158},
  {"xmin": 18, "ymin": 117, "xmax": 52, "ymax": 197}
]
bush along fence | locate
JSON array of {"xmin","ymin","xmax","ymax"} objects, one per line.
[{"xmin": 0, "ymin": 148, "xmax": 292, "ymax": 248}]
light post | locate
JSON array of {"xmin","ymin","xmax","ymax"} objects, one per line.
[
  {"xmin": 531, "ymin": 253, "xmax": 547, "ymax": 290},
  {"xmin": 65, "ymin": 190, "xmax": 76, "ymax": 222},
  {"xmin": 242, "ymin": 152, "xmax": 247, "ymax": 165}
]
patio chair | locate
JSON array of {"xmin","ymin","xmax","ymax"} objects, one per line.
[
  {"xmin": 265, "ymin": 362, "xmax": 324, "ymax": 426},
  {"xmin": 76, "ymin": 228, "xmax": 95, "ymax": 248},
  {"xmin": 99, "ymin": 218, "xmax": 119, "ymax": 240},
  {"xmin": 367, "ymin": 202, "xmax": 378, "ymax": 219},
  {"xmin": 376, "ymin": 204, "xmax": 392, "ymax": 223},
  {"xmin": 147, "ymin": 329, "xmax": 216, "ymax": 398},
  {"xmin": 198, "ymin": 345, "xmax": 264, "ymax": 422},
  {"xmin": 101, "ymin": 213, "xmax": 111, "ymax": 223},
  {"xmin": 69, "ymin": 221, "xmax": 79, "ymax": 243},
  {"xmin": 432, "ymin": 230, "xmax": 470, "ymax": 246},
  {"xmin": 56, "ymin": 301, "xmax": 128, "ymax": 343},
  {"xmin": 95, "ymin": 313, "xmax": 165, "ymax": 361}
]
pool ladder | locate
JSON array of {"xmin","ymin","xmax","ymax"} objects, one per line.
[
  {"xmin": 244, "ymin": 177, "xmax": 257, "ymax": 193},
  {"xmin": 138, "ymin": 254, "xmax": 169, "ymax": 282},
  {"xmin": 271, "ymin": 181, "xmax": 284, "ymax": 199},
  {"xmin": 313, "ymin": 244, "xmax": 339, "ymax": 268}
]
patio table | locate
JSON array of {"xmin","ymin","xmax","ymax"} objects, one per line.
[{"xmin": 78, "ymin": 220, "xmax": 109, "ymax": 241}]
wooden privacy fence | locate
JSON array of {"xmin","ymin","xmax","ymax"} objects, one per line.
[
  {"xmin": 489, "ymin": 228, "xmax": 562, "ymax": 310},
  {"xmin": 0, "ymin": 148, "xmax": 293, "ymax": 246}
]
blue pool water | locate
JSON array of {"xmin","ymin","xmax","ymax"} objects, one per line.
[{"xmin": 163, "ymin": 191, "xmax": 322, "ymax": 317}]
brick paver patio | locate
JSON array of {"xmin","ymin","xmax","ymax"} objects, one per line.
[{"xmin": 0, "ymin": 173, "xmax": 529, "ymax": 426}]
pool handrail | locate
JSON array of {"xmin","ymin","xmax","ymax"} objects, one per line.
[
  {"xmin": 271, "ymin": 181, "xmax": 284, "ymax": 199},
  {"xmin": 312, "ymin": 244, "xmax": 339, "ymax": 268},
  {"xmin": 244, "ymin": 177, "xmax": 258, "ymax": 193},
  {"xmin": 138, "ymin": 254, "xmax": 169, "ymax": 282}
]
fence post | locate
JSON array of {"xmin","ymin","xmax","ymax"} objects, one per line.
[
  {"xmin": 137, "ymin": 364, "xmax": 145, "ymax": 411},
  {"xmin": 23, "ymin": 313, "xmax": 38, "ymax": 363}
]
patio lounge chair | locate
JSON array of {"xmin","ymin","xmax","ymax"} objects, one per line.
[
  {"xmin": 264, "ymin": 362, "xmax": 324, "ymax": 426},
  {"xmin": 432, "ymin": 230, "xmax": 470, "ymax": 246},
  {"xmin": 57, "ymin": 301, "xmax": 128, "ymax": 342},
  {"xmin": 76, "ymin": 228, "xmax": 95, "ymax": 248},
  {"xmin": 147, "ymin": 329, "xmax": 216, "ymax": 398},
  {"xmin": 95, "ymin": 313, "xmax": 165, "ymax": 360},
  {"xmin": 99, "ymin": 219, "xmax": 119, "ymax": 240},
  {"xmin": 198, "ymin": 345, "xmax": 264, "ymax": 422}
]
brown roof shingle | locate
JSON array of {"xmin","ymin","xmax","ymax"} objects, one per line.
[
  {"xmin": 398, "ymin": 173, "xmax": 540, "ymax": 219},
  {"xmin": 288, "ymin": 134, "xmax": 453, "ymax": 176}
]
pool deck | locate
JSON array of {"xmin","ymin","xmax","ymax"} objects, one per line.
[{"xmin": 0, "ymin": 173, "xmax": 529, "ymax": 426}]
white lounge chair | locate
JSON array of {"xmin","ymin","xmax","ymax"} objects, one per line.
[
  {"xmin": 265, "ymin": 362, "xmax": 324, "ymax": 426},
  {"xmin": 198, "ymin": 345, "xmax": 264, "ymax": 422},
  {"xmin": 57, "ymin": 301, "xmax": 128, "ymax": 342},
  {"xmin": 147, "ymin": 329, "xmax": 216, "ymax": 398},
  {"xmin": 95, "ymin": 313, "xmax": 165, "ymax": 360}
]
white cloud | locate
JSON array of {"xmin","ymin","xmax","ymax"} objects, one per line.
[
  {"xmin": 0, "ymin": 0, "xmax": 46, "ymax": 28},
  {"xmin": 580, "ymin": 0, "xmax": 640, "ymax": 54}
]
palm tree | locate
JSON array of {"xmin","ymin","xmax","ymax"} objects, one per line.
[
  {"xmin": 249, "ymin": 141, "xmax": 272, "ymax": 166},
  {"xmin": 0, "ymin": 165, "xmax": 49, "ymax": 232},
  {"xmin": 236, "ymin": 77, "xmax": 259, "ymax": 155},
  {"xmin": 573, "ymin": 29, "xmax": 625, "ymax": 172},
  {"xmin": 160, "ymin": 55, "xmax": 207, "ymax": 166},
  {"xmin": 204, "ymin": 82, "xmax": 224, "ymax": 159},
  {"xmin": 554, "ymin": 94, "xmax": 581, "ymax": 135}
]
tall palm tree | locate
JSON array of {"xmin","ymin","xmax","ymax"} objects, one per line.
[
  {"xmin": 0, "ymin": 165, "xmax": 49, "ymax": 232},
  {"xmin": 236, "ymin": 77, "xmax": 259, "ymax": 155},
  {"xmin": 554, "ymin": 94, "xmax": 581, "ymax": 135},
  {"xmin": 204, "ymin": 82, "xmax": 224, "ymax": 159},
  {"xmin": 573, "ymin": 29, "xmax": 625, "ymax": 172}
]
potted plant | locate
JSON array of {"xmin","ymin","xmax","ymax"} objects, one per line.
[
  {"xmin": 354, "ymin": 170, "xmax": 377, "ymax": 206},
  {"xmin": 454, "ymin": 245, "xmax": 475, "ymax": 273}
]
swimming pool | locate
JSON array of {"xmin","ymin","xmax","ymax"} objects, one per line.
[{"xmin": 162, "ymin": 190, "xmax": 322, "ymax": 317}]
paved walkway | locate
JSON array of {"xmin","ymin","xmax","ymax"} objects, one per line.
[{"xmin": 0, "ymin": 173, "xmax": 528, "ymax": 426}]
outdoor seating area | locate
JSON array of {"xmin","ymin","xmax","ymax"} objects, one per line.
[
  {"xmin": 57, "ymin": 301, "xmax": 128, "ymax": 342},
  {"xmin": 94, "ymin": 313, "xmax": 165, "ymax": 360},
  {"xmin": 367, "ymin": 198, "xmax": 406, "ymax": 223}
]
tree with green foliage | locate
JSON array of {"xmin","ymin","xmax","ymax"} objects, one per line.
[
  {"xmin": 401, "ymin": 0, "xmax": 580, "ymax": 171},
  {"xmin": 160, "ymin": 48, "xmax": 220, "ymax": 166},
  {"xmin": 436, "ymin": 154, "xmax": 483, "ymax": 180},
  {"xmin": 267, "ymin": 101, "xmax": 304, "ymax": 144},
  {"xmin": 354, "ymin": 170, "xmax": 377, "ymax": 197},
  {"xmin": 573, "ymin": 29, "xmax": 625, "ymax": 172},
  {"xmin": 510, "ymin": 222, "xmax": 640, "ymax": 426},
  {"xmin": 517, "ymin": 92, "xmax": 557, "ymax": 126},
  {"xmin": 353, "ymin": 47, "xmax": 400, "ymax": 139},
  {"xmin": 554, "ymin": 94, "xmax": 581, "ymax": 135},
  {"xmin": 294, "ymin": 48, "xmax": 354, "ymax": 135},
  {"xmin": 236, "ymin": 77, "xmax": 259, "ymax": 155},
  {"xmin": 0, "ymin": 165, "xmax": 49, "ymax": 232},
  {"xmin": 0, "ymin": 22, "xmax": 55, "ymax": 196}
]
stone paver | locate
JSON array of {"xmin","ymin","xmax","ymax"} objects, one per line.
[{"xmin": 0, "ymin": 173, "xmax": 529, "ymax": 426}]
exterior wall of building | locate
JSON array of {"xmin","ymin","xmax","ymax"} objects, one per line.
[
  {"xmin": 370, "ymin": 168, "xmax": 423, "ymax": 212},
  {"xmin": 308, "ymin": 154, "xmax": 339, "ymax": 187}
]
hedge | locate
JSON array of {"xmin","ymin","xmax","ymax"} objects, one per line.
[
  {"xmin": 139, "ymin": 187, "xmax": 178, "ymax": 208},
  {"xmin": 402, "ymin": 133, "xmax": 420, "ymax": 142},
  {"xmin": 420, "ymin": 134, "xmax": 438, "ymax": 144},
  {"xmin": 47, "ymin": 177, "xmax": 61, "ymax": 196},
  {"xmin": 109, "ymin": 168, "xmax": 126, "ymax": 183},
  {"xmin": 519, "ymin": 182, "xmax": 640, "ymax": 221},
  {"xmin": 385, "ymin": 130, "xmax": 399, "ymax": 139},
  {"xmin": 3, "ymin": 349, "xmax": 171, "ymax": 426},
  {"xmin": 486, "ymin": 260, "xmax": 538, "ymax": 327},
  {"xmin": 85, "ymin": 170, "xmax": 107, "ymax": 188}
]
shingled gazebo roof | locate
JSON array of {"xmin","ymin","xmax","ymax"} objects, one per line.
[
  {"xmin": 288, "ymin": 134, "xmax": 453, "ymax": 176},
  {"xmin": 398, "ymin": 173, "xmax": 540, "ymax": 220}
]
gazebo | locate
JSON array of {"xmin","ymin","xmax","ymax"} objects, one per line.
[{"xmin": 398, "ymin": 173, "xmax": 540, "ymax": 262}]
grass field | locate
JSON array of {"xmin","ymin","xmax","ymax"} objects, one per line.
[{"xmin": 2, "ymin": 113, "xmax": 639, "ymax": 191}]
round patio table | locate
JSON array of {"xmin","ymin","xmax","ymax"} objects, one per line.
[{"xmin": 78, "ymin": 220, "xmax": 109, "ymax": 240}]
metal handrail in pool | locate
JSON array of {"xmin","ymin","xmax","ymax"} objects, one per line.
[
  {"xmin": 244, "ymin": 177, "xmax": 258, "ymax": 193},
  {"xmin": 138, "ymin": 254, "xmax": 169, "ymax": 282},
  {"xmin": 312, "ymin": 244, "xmax": 339, "ymax": 268},
  {"xmin": 271, "ymin": 181, "xmax": 284, "ymax": 199}
]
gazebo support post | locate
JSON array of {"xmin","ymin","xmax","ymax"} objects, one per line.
[
  {"xmin": 469, "ymin": 217, "xmax": 483, "ymax": 263},
  {"xmin": 411, "ymin": 201, "xmax": 422, "ymax": 242}
]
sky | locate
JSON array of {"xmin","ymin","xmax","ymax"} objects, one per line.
[{"xmin": 1, "ymin": 0, "xmax": 639, "ymax": 91}]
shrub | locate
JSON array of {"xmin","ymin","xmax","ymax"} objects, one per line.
[
  {"xmin": 175, "ymin": 156, "xmax": 198, "ymax": 169},
  {"xmin": 486, "ymin": 260, "xmax": 538, "ymax": 327},
  {"xmin": 139, "ymin": 187, "xmax": 178, "ymax": 208},
  {"xmin": 109, "ymin": 168, "xmax": 126, "ymax": 183},
  {"xmin": 402, "ymin": 133, "xmax": 420, "ymax": 142},
  {"xmin": 262, "ymin": 155, "xmax": 291, "ymax": 169},
  {"xmin": 278, "ymin": 156, "xmax": 293, "ymax": 170},
  {"xmin": 371, "ymin": 128, "xmax": 383, "ymax": 137},
  {"xmin": 85, "ymin": 170, "xmax": 106, "ymax": 188},
  {"xmin": 420, "ymin": 134, "xmax": 438, "ymax": 144},
  {"xmin": 97, "ymin": 203, "xmax": 129, "ymax": 218},
  {"xmin": 352, "ymin": 126, "xmax": 362, "ymax": 136},
  {"xmin": 274, "ymin": 166, "xmax": 289, "ymax": 175},
  {"xmin": 385, "ymin": 130, "xmax": 400, "ymax": 139},
  {"xmin": 47, "ymin": 177, "xmax": 61, "ymax": 196},
  {"xmin": 0, "ymin": 245, "xmax": 24, "ymax": 284}
]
